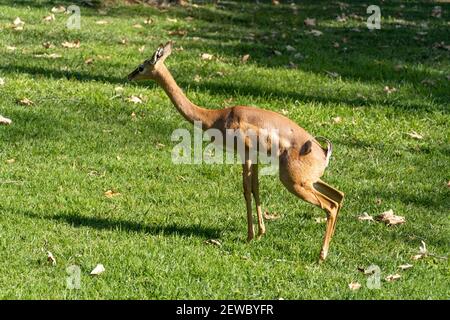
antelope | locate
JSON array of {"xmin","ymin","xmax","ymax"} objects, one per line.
[{"xmin": 128, "ymin": 42, "xmax": 344, "ymax": 261}]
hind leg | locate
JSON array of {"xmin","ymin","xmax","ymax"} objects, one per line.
[{"xmin": 289, "ymin": 183, "xmax": 339, "ymax": 262}]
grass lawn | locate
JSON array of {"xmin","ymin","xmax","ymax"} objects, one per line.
[{"xmin": 0, "ymin": 0, "xmax": 449, "ymax": 299}]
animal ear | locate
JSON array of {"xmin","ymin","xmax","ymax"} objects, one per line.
[
  {"xmin": 161, "ymin": 41, "xmax": 173, "ymax": 60},
  {"xmin": 299, "ymin": 140, "xmax": 312, "ymax": 156}
]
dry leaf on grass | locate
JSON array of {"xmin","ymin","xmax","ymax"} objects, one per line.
[
  {"xmin": 348, "ymin": 282, "xmax": 361, "ymax": 290},
  {"xmin": 306, "ymin": 29, "xmax": 323, "ymax": 37},
  {"xmin": 47, "ymin": 251, "xmax": 56, "ymax": 266},
  {"xmin": 156, "ymin": 143, "xmax": 165, "ymax": 149},
  {"xmin": 264, "ymin": 211, "xmax": 281, "ymax": 221},
  {"xmin": 166, "ymin": 17, "xmax": 178, "ymax": 23},
  {"xmin": 0, "ymin": 115, "xmax": 12, "ymax": 126},
  {"xmin": 6, "ymin": 45, "xmax": 17, "ymax": 51},
  {"xmin": 42, "ymin": 41, "xmax": 54, "ymax": 49},
  {"xmin": 96, "ymin": 20, "xmax": 109, "ymax": 25},
  {"xmin": 43, "ymin": 14, "xmax": 55, "ymax": 22},
  {"xmin": 383, "ymin": 86, "xmax": 397, "ymax": 94},
  {"xmin": 375, "ymin": 209, "xmax": 405, "ymax": 226},
  {"xmin": 168, "ymin": 30, "xmax": 187, "ymax": 36},
  {"xmin": 326, "ymin": 71, "xmax": 340, "ymax": 78},
  {"xmin": 18, "ymin": 98, "xmax": 34, "ymax": 106},
  {"xmin": 127, "ymin": 95, "xmax": 143, "ymax": 104},
  {"xmin": 12, "ymin": 17, "xmax": 25, "ymax": 30},
  {"xmin": 241, "ymin": 54, "xmax": 250, "ymax": 63},
  {"xmin": 0, "ymin": 78, "xmax": 4, "ymax": 86},
  {"xmin": 90, "ymin": 264, "xmax": 105, "ymax": 275},
  {"xmin": 34, "ymin": 53, "xmax": 62, "ymax": 59},
  {"xmin": 286, "ymin": 45, "xmax": 296, "ymax": 52},
  {"xmin": 431, "ymin": 6, "xmax": 442, "ymax": 18},
  {"xmin": 315, "ymin": 217, "xmax": 327, "ymax": 224},
  {"xmin": 104, "ymin": 190, "xmax": 120, "ymax": 198},
  {"xmin": 5, "ymin": 159, "xmax": 15, "ymax": 164},
  {"xmin": 407, "ymin": 131, "xmax": 423, "ymax": 140},
  {"xmin": 194, "ymin": 74, "xmax": 202, "ymax": 82},
  {"xmin": 138, "ymin": 45, "xmax": 145, "ymax": 53},
  {"xmin": 85, "ymin": 57, "xmax": 94, "ymax": 65},
  {"xmin": 447, "ymin": 181, "xmax": 450, "ymax": 188},
  {"xmin": 51, "ymin": 6, "xmax": 66, "ymax": 13},
  {"xmin": 358, "ymin": 212, "xmax": 374, "ymax": 222},
  {"xmin": 62, "ymin": 40, "xmax": 80, "ymax": 49},
  {"xmin": 144, "ymin": 18, "xmax": 153, "ymax": 25},
  {"xmin": 398, "ymin": 264, "xmax": 413, "ymax": 270},
  {"xmin": 205, "ymin": 239, "xmax": 222, "ymax": 247},
  {"xmin": 133, "ymin": 24, "xmax": 143, "ymax": 29},
  {"xmin": 201, "ymin": 53, "xmax": 213, "ymax": 60},
  {"xmin": 332, "ymin": 116, "xmax": 342, "ymax": 124},
  {"xmin": 304, "ymin": 18, "xmax": 316, "ymax": 27},
  {"xmin": 385, "ymin": 274, "xmax": 401, "ymax": 282}
]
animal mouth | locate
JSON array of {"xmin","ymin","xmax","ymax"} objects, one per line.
[{"xmin": 127, "ymin": 69, "xmax": 139, "ymax": 81}]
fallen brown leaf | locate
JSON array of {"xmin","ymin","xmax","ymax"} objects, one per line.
[
  {"xmin": 133, "ymin": 24, "xmax": 143, "ymax": 29},
  {"xmin": 6, "ymin": 45, "xmax": 17, "ymax": 51},
  {"xmin": 332, "ymin": 116, "xmax": 342, "ymax": 124},
  {"xmin": 264, "ymin": 211, "xmax": 281, "ymax": 221},
  {"xmin": 0, "ymin": 115, "xmax": 12, "ymax": 126},
  {"xmin": 18, "ymin": 98, "xmax": 33, "ymax": 106},
  {"xmin": 205, "ymin": 239, "xmax": 222, "ymax": 247},
  {"xmin": 51, "ymin": 5, "xmax": 66, "ymax": 13},
  {"xmin": 194, "ymin": 75, "xmax": 202, "ymax": 83},
  {"xmin": 383, "ymin": 86, "xmax": 397, "ymax": 94},
  {"xmin": 5, "ymin": 159, "xmax": 15, "ymax": 164},
  {"xmin": 42, "ymin": 41, "xmax": 54, "ymax": 49},
  {"xmin": 90, "ymin": 264, "xmax": 105, "ymax": 275},
  {"xmin": 47, "ymin": 251, "xmax": 56, "ymax": 266},
  {"xmin": 385, "ymin": 274, "xmax": 401, "ymax": 282},
  {"xmin": 127, "ymin": 95, "xmax": 143, "ymax": 104},
  {"xmin": 398, "ymin": 264, "xmax": 413, "ymax": 270},
  {"xmin": 241, "ymin": 54, "xmax": 250, "ymax": 63},
  {"xmin": 12, "ymin": 17, "xmax": 24, "ymax": 30},
  {"xmin": 168, "ymin": 30, "xmax": 187, "ymax": 36},
  {"xmin": 104, "ymin": 190, "xmax": 120, "ymax": 198},
  {"xmin": 375, "ymin": 209, "xmax": 405, "ymax": 226},
  {"xmin": 62, "ymin": 40, "xmax": 80, "ymax": 49},
  {"xmin": 407, "ymin": 131, "xmax": 423, "ymax": 140},
  {"xmin": 304, "ymin": 18, "xmax": 316, "ymax": 27},
  {"xmin": 96, "ymin": 20, "xmax": 109, "ymax": 25},
  {"xmin": 201, "ymin": 53, "xmax": 213, "ymax": 60},
  {"xmin": 43, "ymin": 14, "xmax": 55, "ymax": 22},
  {"xmin": 85, "ymin": 57, "xmax": 94, "ymax": 65},
  {"xmin": 358, "ymin": 212, "xmax": 374, "ymax": 222},
  {"xmin": 306, "ymin": 29, "xmax": 323, "ymax": 37},
  {"xmin": 431, "ymin": 6, "xmax": 442, "ymax": 18},
  {"xmin": 286, "ymin": 45, "xmax": 296, "ymax": 52},
  {"xmin": 348, "ymin": 282, "xmax": 361, "ymax": 290}
]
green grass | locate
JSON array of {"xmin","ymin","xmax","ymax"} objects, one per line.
[{"xmin": 0, "ymin": 0, "xmax": 449, "ymax": 299}]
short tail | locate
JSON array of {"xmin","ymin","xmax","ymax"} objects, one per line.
[{"xmin": 314, "ymin": 136, "xmax": 332, "ymax": 167}]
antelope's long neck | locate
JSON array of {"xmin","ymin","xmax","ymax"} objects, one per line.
[{"xmin": 155, "ymin": 64, "xmax": 216, "ymax": 128}]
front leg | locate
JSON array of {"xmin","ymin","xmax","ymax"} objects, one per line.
[
  {"xmin": 251, "ymin": 164, "xmax": 266, "ymax": 238},
  {"xmin": 243, "ymin": 160, "xmax": 254, "ymax": 242}
]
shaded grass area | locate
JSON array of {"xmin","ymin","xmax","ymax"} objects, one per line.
[{"xmin": 0, "ymin": 0, "xmax": 449, "ymax": 299}]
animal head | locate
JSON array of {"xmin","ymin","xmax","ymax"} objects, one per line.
[{"xmin": 127, "ymin": 41, "xmax": 172, "ymax": 81}]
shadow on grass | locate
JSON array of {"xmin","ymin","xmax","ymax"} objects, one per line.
[{"xmin": 23, "ymin": 210, "xmax": 222, "ymax": 239}]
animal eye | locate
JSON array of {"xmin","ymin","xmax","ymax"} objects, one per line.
[{"xmin": 138, "ymin": 64, "xmax": 144, "ymax": 72}]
